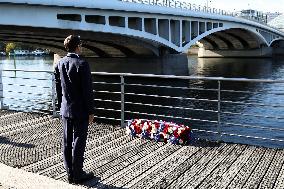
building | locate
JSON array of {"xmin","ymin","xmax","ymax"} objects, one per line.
[
  {"xmin": 266, "ymin": 12, "xmax": 282, "ymax": 23},
  {"xmin": 268, "ymin": 14, "xmax": 284, "ymax": 31},
  {"xmin": 238, "ymin": 9, "xmax": 267, "ymax": 24}
]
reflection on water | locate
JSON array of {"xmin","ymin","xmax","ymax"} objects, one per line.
[
  {"xmin": 86, "ymin": 54, "xmax": 190, "ymax": 75},
  {"xmin": 193, "ymin": 58, "xmax": 275, "ymax": 78},
  {"xmin": 1, "ymin": 55, "xmax": 284, "ymax": 148}
]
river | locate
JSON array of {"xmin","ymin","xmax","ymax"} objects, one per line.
[{"xmin": 0, "ymin": 55, "xmax": 284, "ymax": 148}]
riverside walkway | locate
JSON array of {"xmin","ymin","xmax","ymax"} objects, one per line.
[{"xmin": 0, "ymin": 110, "xmax": 283, "ymax": 189}]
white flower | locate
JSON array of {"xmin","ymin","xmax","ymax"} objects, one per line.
[
  {"xmin": 168, "ymin": 127, "xmax": 173, "ymax": 134},
  {"xmin": 142, "ymin": 124, "xmax": 148, "ymax": 131},
  {"xmin": 152, "ymin": 127, "xmax": 157, "ymax": 134},
  {"xmin": 164, "ymin": 134, "xmax": 169, "ymax": 139},
  {"xmin": 126, "ymin": 128, "xmax": 131, "ymax": 135}
]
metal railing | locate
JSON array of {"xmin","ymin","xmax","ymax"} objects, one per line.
[
  {"xmin": 0, "ymin": 69, "xmax": 54, "ymax": 114},
  {"xmin": 92, "ymin": 72, "xmax": 284, "ymax": 148},
  {"xmin": 119, "ymin": 0, "xmax": 283, "ymax": 27},
  {"xmin": 119, "ymin": 0, "xmax": 236, "ymax": 16},
  {"xmin": 1, "ymin": 69, "xmax": 284, "ymax": 148}
]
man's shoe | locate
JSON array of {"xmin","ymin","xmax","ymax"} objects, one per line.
[
  {"xmin": 73, "ymin": 171, "xmax": 94, "ymax": 184},
  {"xmin": 67, "ymin": 174, "xmax": 74, "ymax": 184},
  {"xmin": 67, "ymin": 176, "xmax": 74, "ymax": 184}
]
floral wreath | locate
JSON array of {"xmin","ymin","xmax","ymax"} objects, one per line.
[{"xmin": 126, "ymin": 119, "xmax": 192, "ymax": 145}]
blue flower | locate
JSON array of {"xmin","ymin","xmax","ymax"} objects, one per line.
[{"xmin": 141, "ymin": 131, "xmax": 150, "ymax": 139}]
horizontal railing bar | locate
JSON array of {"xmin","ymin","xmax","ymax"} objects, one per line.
[
  {"xmin": 125, "ymin": 83, "xmax": 218, "ymax": 92},
  {"xmin": 220, "ymin": 132, "xmax": 284, "ymax": 142},
  {"xmin": 94, "ymin": 90, "xmax": 217, "ymax": 103},
  {"xmin": 125, "ymin": 101, "xmax": 217, "ymax": 113},
  {"xmin": 222, "ymin": 111, "xmax": 284, "ymax": 120},
  {"xmin": 1, "ymin": 96, "xmax": 52, "ymax": 104},
  {"xmin": 93, "ymin": 81, "xmax": 121, "ymax": 85},
  {"xmin": 93, "ymin": 115, "xmax": 121, "ymax": 121},
  {"xmin": 93, "ymin": 82, "xmax": 284, "ymax": 96},
  {"xmin": 125, "ymin": 92, "xmax": 218, "ymax": 103},
  {"xmin": 222, "ymin": 100, "xmax": 284, "ymax": 108},
  {"xmin": 95, "ymin": 107, "xmax": 121, "ymax": 112},
  {"xmin": 223, "ymin": 122, "xmax": 284, "ymax": 131},
  {"xmin": 191, "ymin": 129, "xmax": 219, "ymax": 135},
  {"xmin": 93, "ymin": 90, "xmax": 121, "ymax": 94},
  {"xmin": 3, "ymin": 90, "xmax": 52, "ymax": 97},
  {"xmin": 191, "ymin": 129, "xmax": 284, "ymax": 142},
  {"xmin": 8, "ymin": 104, "xmax": 51, "ymax": 112},
  {"xmin": 3, "ymin": 83, "xmax": 51, "ymax": 89},
  {"xmin": 124, "ymin": 110, "xmax": 218, "ymax": 124},
  {"xmin": 2, "ymin": 70, "xmax": 284, "ymax": 83},
  {"xmin": 222, "ymin": 89, "xmax": 284, "ymax": 96},
  {"xmin": 94, "ymin": 99, "xmax": 121, "ymax": 103},
  {"xmin": 2, "ymin": 69, "xmax": 53, "ymax": 74},
  {"xmin": 92, "ymin": 72, "xmax": 284, "ymax": 83},
  {"xmin": 1, "ymin": 76, "xmax": 50, "ymax": 81}
]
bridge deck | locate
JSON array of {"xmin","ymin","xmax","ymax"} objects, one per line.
[{"xmin": 0, "ymin": 110, "xmax": 283, "ymax": 189}]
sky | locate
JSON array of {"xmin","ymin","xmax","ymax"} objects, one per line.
[{"xmin": 182, "ymin": 0, "xmax": 284, "ymax": 13}]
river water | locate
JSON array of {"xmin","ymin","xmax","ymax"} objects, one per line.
[{"xmin": 0, "ymin": 55, "xmax": 284, "ymax": 148}]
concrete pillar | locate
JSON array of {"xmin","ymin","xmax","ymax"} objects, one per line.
[
  {"xmin": 179, "ymin": 20, "xmax": 182, "ymax": 47},
  {"xmin": 273, "ymin": 48, "xmax": 284, "ymax": 56},
  {"xmin": 182, "ymin": 20, "xmax": 191, "ymax": 44},
  {"xmin": 170, "ymin": 20, "xmax": 180, "ymax": 46}
]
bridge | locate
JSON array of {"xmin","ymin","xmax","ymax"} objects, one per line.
[{"xmin": 0, "ymin": 0, "xmax": 284, "ymax": 58}]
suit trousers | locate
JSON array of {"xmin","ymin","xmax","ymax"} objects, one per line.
[{"xmin": 62, "ymin": 117, "xmax": 88, "ymax": 178}]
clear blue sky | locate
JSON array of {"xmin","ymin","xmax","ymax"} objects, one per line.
[{"xmin": 182, "ymin": 0, "xmax": 284, "ymax": 13}]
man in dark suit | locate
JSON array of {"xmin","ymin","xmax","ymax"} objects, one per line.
[{"xmin": 54, "ymin": 35, "xmax": 94, "ymax": 184}]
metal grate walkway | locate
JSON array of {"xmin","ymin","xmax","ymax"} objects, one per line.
[{"xmin": 0, "ymin": 110, "xmax": 283, "ymax": 189}]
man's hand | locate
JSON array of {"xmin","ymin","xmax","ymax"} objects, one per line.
[{"xmin": 89, "ymin": 114, "xmax": 94, "ymax": 124}]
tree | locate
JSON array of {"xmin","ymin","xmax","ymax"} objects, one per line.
[{"xmin": 5, "ymin": 42, "xmax": 17, "ymax": 54}]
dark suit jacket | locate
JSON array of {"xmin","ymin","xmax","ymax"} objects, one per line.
[{"xmin": 54, "ymin": 53, "xmax": 94, "ymax": 119}]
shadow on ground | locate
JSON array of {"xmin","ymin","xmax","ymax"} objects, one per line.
[{"xmin": 0, "ymin": 136, "xmax": 35, "ymax": 148}]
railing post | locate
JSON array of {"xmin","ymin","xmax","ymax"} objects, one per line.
[
  {"xmin": 120, "ymin": 75, "xmax": 125, "ymax": 127},
  {"xmin": 0, "ymin": 69, "xmax": 3, "ymax": 109},
  {"xmin": 0, "ymin": 70, "xmax": 8, "ymax": 110},
  {"xmin": 51, "ymin": 73, "xmax": 57, "ymax": 117},
  {"xmin": 217, "ymin": 80, "xmax": 222, "ymax": 142}
]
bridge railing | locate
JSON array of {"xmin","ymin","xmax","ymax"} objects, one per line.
[
  {"xmin": 120, "ymin": 0, "xmax": 279, "ymax": 26},
  {"xmin": 92, "ymin": 72, "xmax": 284, "ymax": 148},
  {"xmin": 0, "ymin": 69, "xmax": 54, "ymax": 114},
  {"xmin": 119, "ymin": 0, "xmax": 237, "ymax": 17}
]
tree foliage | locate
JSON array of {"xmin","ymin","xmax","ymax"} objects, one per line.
[{"xmin": 5, "ymin": 43, "xmax": 17, "ymax": 53}]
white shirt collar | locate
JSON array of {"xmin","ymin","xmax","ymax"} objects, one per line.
[{"xmin": 67, "ymin": 52, "xmax": 79, "ymax": 58}]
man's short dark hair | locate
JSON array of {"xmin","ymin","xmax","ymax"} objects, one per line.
[{"xmin": 64, "ymin": 35, "xmax": 81, "ymax": 52}]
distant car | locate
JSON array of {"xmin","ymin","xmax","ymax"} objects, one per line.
[
  {"xmin": 0, "ymin": 52, "xmax": 6, "ymax": 56},
  {"xmin": 10, "ymin": 50, "xmax": 30, "ymax": 56},
  {"xmin": 32, "ymin": 50, "xmax": 46, "ymax": 56}
]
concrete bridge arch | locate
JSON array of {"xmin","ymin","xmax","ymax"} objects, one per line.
[{"xmin": 0, "ymin": 0, "xmax": 284, "ymax": 58}]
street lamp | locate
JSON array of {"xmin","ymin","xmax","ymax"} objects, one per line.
[{"xmin": 206, "ymin": 0, "xmax": 212, "ymax": 9}]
